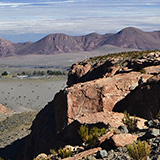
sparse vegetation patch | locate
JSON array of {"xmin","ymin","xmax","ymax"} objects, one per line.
[
  {"xmin": 87, "ymin": 50, "xmax": 158, "ymax": 64},
  {"xmin": 78, "ymin": 124, "xmax": 107, "ymax": 147},
  {"xmin": 58, "ymin": 147, "xmax": 72, "ymax": 158},
  {"xmin": 122, "ymin": 110, "xmax": 138, "ymax": 132},
  {"xmin": 127, "ymin": 140, "xmax": 151, "ymax": 160}
]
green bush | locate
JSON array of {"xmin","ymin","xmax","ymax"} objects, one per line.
[
  {"xmin": 78, "ymin": 124, "xmax": 89, "ymax": 143},
  {"xmin": 122, "ymin": 111, "xmax": 138, "ymax": 132},
  {"xmin": 47, "ymin": 70, "xmax": 65, "ymax": 76},
  {"xmin": 50, "ymin": 149, "xmax": 57, "ymax": 155},
  {"xmin": 127, "ymin": 140, "xmax": 151, "ymax": 160},
  {"xmin": 58, "ymin": 147, "xmax": 72, "ymax": 158},
  {"xmin": 78, "ymin": 125, "xmax": 107, "ymax": 147},
  {"xmin": 139, "ymin": 69, "xmax": 146, "ymax": 74},
  {"xmin": 1, "ymin": 71, "xmax": 8, "ymax": 76}
]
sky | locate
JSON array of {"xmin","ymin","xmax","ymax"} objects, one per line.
[{"xmin": 0, "ymin": 0, "xmax": 160, "ymax": 42}]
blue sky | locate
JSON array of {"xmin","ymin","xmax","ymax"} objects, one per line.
[{"xmin": 0, "ymin": 0, "xmax": 160, "ymax": 42}]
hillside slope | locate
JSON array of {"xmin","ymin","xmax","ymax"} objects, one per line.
[
  {"xmin": 103, "ymin": 27, "xmax": 160, "ymax": 50},
  {"xmin": 0, "ymin": 38, "xmax": 15, "ymax": 57}
]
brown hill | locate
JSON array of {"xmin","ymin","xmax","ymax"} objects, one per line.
[
  {"xmin": 15, "ymin": 33, "xmax": 111, "ymax": 55},
  {"xmin": 0, "ymin": 27, "xmax": 160, "ymax": 57},
  {"xmin": 103, "ymin": 27, "xmax": 160, "ymax": 50},
  {"xmin": 0, "ymin": 37, "xmax": 15, "ymax": 57}
]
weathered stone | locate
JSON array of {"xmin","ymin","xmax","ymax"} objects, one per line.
[
  {"xmin": 87, "ymin": 155, "xmax": 97, "ymax": 160},
  {"xmin": 63, "ymin": 147, "xmax": 102, "ymax": 160},
  {"xmin": 64, "ymin": 145, "xmax": 84, "ymax": 153},
  {"xmin": 0, "ymin": 103, "xmax": 12, "ymax": 114},
  {"xmin": 96, "ymin": 150, "xmax": 108, "ymax": 158},
  {"xmin": 145, "ymin": 120, "xmax": 160, "ymax": 129},
  {"xmin": 55, "ymin": 72, "xmax": 150, "ymax": 132},
  {"xmin": 144, "ymin": 65, "xmax": 160, "ymax": 75},
  {"xmin": 146, "ymin": 156, "xmax": 151, "ymax": 160},
  {"xmin": 118, "ymin": 125, "xmax": 129, "ymax": 133},
  {"xmin": 157, "ymin": 155, "xmax": 160, "ymax": 160},
  {"xmin": 34, "ymin": 153, "xmax": 47, "ymax": 160},
  {"xmin": 144, "ymin": 128, "xmax": 160, "ymax": 138},
  {"xmin": 109, "ymin": 134, "xmax": 138, "ymax": 147},
  {"xmin": 98, "ymin": 130, "xmax": 114, "ymax": 144},
  {"xmin": 145, "ymin": 120, "xmax": 155, "ymax": 128}
]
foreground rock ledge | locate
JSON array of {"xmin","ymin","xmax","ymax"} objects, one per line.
[{"xmin": 15, "ymin": 51, "xmax": 160, "ymax": 160}]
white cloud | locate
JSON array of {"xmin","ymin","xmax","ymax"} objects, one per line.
[
  {"xmin": 0, "ymin": 1, "xmax": 75, "ymax": 7},
  {"xmin": 0, "ymin": 0, "xmax": 159, "ymax": 42}
]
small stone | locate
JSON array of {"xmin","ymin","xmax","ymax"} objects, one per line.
[
  {"xmin": 145, "ymin": 120, "xmax": 155, "ymax": 128},
  {"xmin": 142, "ymin": 128, "xmax": 160, "ymax": 139},
  {"xmin": 149, "ymin": 128, "xmax": 160, "ymax": 137},
  {"xmin": 35, "ymin": 153, "xmax": 47, "ymax": 160},
  {"xmin": 116, "ymin": 147, "xmax": 123, "ymax": 152},
  {"xmin": 157, "ymin": 155, "xmax": 160, "ymax": 160},
  {"xmin": 118, "ymin": 125, "xmax": 129, "ymax": 133},
  {"xmin": 96, "ymin": 150, "xmax": 108, "ymax": 158},
  {"xmin": 146, "ymin": 156, "xmax": 151, "ymax": 160},
  {"xmin": 87, "ymin": 155, "xmax": 97, "ymax": 160},
  {"xmin": 145, "ymin": 120, "xmax": 160, "ymax": 129},
  {"xmin": 116, "ymin": 155, "xmax": 128, "ymax": 160}
]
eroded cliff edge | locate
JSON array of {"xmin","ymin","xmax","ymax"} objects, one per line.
[{"xmin": 17, "ymin": 51, "xmax": 160, "ymax": 160}]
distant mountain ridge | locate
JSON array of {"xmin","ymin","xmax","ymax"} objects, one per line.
[{"xmin": 0, "ymin": 27, "xmax": 160, "ymax": 57}]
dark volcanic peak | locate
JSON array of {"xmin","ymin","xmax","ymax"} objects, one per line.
[{"xmin": 0, "ymin": 27, "xmax": 160, "ymax": 57}]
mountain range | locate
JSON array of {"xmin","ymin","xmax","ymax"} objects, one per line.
[{"xmin": 0, "ymin": 27, "xmax": 160, "ymax": 57}]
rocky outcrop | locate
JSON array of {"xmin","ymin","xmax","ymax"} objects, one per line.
[
  {"xmin": 13, "ymin": 51, "xmax": 160, "ymax": 160},
  {"xmin": 55, "ymin": 71, "xmax": 151, "ymax": 132},
  {"xmin": 67, "ymin": 51, "xmax": 160, "ymax": 86},
  {"xmin": 0, "ymin": 103, "xmax": 12, "ymax": 114}
]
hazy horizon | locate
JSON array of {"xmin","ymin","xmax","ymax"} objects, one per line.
[{"xmin": 0, "ymin": 0, "xmax": 160, "ymax": 43}]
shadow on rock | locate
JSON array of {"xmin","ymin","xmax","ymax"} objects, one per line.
[
  {"xmin": 113, "ymin": 75, "xmax": 160, "ymax": 120},
  {"xmin": 0, "ymin": 137, "xmax": 26, "ymax": 160}
]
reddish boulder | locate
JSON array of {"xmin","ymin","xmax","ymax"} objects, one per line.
[
  {"xmin": 109, "ymin": 133, "xmax": 138, "ymax": 148},
  {"xmin": 55, "ymin": 72, "xmax": 150, "ymax": 132},
  {"xmin": 63, "ymin": 147, "xmax": 102, "ymax": 160},
  {"xmin": 0, "ymin": 103, "xmax": 12, "ymax": 114}
]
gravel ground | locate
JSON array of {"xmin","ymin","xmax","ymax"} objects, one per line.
[
  {"xmin": 0, "ymin": 76, "xmax": 67, "ymax": 112},
  {"xmin": 0, "ymin": 111, "xmax": 37, "ymax": 148}
]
